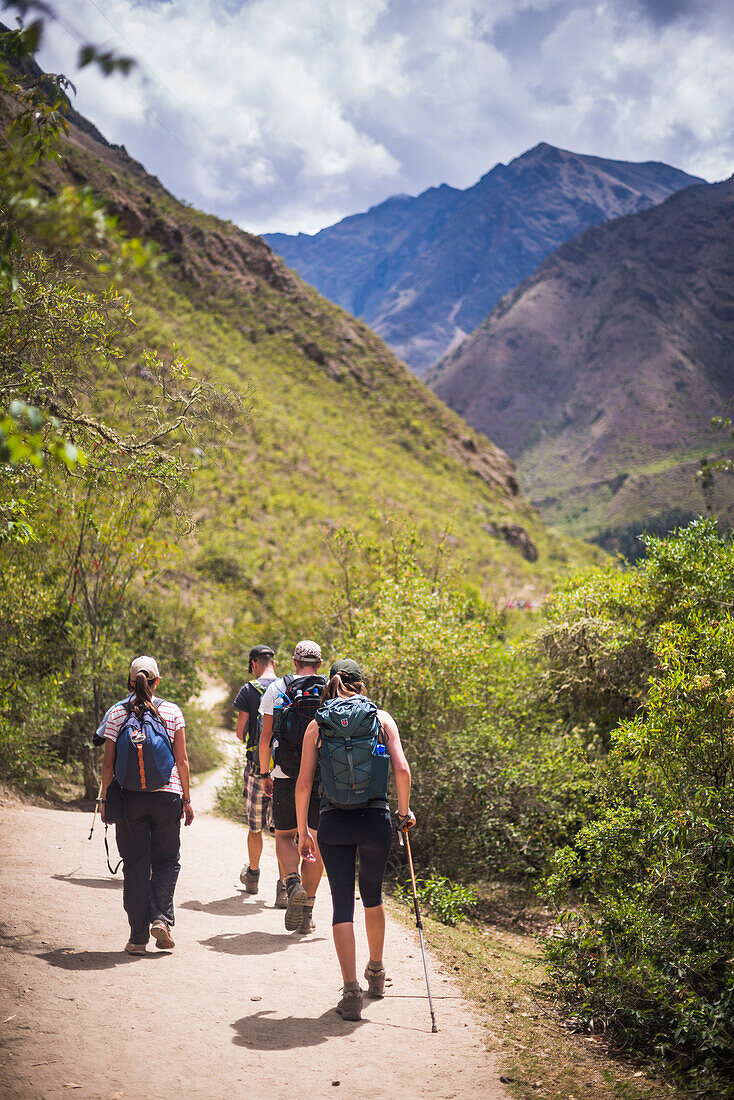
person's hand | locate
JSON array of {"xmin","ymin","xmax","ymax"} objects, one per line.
[
  {"xmin": 396, "ymin": 809, "xmax": 416, "ymax": 831},
  {"xmin": 299, "ymin": 829, "xmax": 317, "ymax": 861},
  {"xmin": 183, "ymin": 800, "xmax": 195, "ymax": 825},
  {"xmin": 261, "ymin": 775, "xmax": 273, "ymax": 798}
]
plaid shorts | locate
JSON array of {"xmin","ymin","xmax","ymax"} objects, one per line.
[{"xmin": 243, "ymin": 758, "xmax": 273, "ymax": 832}]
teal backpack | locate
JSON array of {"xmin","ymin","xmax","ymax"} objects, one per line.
[{"xmin": 316, "ymin": 695, "xmax": 389, "ymax": 808}]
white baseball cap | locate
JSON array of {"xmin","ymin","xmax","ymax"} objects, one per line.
[{"xmin": 129, "ymin": 655, "xmax": 160, "ymax": 681}]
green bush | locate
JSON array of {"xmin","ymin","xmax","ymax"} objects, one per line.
[
  {"xmin": 179, "ymin": 702, "xmax": 222, "ymax": 775},
  {"xmin": 214, "ymin": 754, "xmax": 248, "ymax": 822},
  {"xmin": 395, "ymin": 873, "xmax": 477, "ymax": 926},
  {"xmin": 542, "ymin": 521, "xmax": 734, "ymax": 1088}
]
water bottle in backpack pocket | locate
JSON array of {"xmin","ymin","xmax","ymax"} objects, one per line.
[
  {"xmin": 275, "ymin": 674, "xmax": 326, "ymax": 778},
  {"xmin": 115, "ymin": 701, "xmax": 176, "ymax": 791},
  {"xmin": 316, "ymin": 695, "xmax": 390, "ymax": 808}
]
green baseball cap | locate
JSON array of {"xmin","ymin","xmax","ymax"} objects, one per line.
[{"xmin": 329, "ymin": 658, "xmax": 363, "ymax": 683}]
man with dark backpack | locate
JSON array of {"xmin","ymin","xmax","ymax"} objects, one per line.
[
  {"xmin": 259, "ymin": 639, "xmax": 326, "ymax": 935},
  {"xmin": 233, "ymin": 644, "xmax": 284, "ymax": 903}
]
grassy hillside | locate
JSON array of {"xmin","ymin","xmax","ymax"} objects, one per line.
[{"xmin": 45, "ymin": 89, "xmax": 601, "ymax": 644}]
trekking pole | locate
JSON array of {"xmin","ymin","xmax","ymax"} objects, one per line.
[
  {"xmin": 88, "ymin": 778, "xmax": 104, "ymax": 841},
  {"xmin": 401, "ymin": 827, "xmax": 438, "ymax": 1033}
]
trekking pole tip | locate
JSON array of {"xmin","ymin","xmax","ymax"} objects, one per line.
[{"xmin": 431, "ymin": 1023, "xmax": 438, "ymax": 1033}]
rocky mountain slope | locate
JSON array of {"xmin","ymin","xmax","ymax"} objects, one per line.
[
  {"xmin": 428, "ymin": 176, "xmax": 734, "ymax": 549},
  {"xmin": 265, "ymin": 145, "xmax": 702, "ymax": 374},
  {"xmin": 23, "ymin": 67, "xmax": 603, "ymax": 627}
]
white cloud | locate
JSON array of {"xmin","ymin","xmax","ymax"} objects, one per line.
[{"xmin": 35, "ymin": 0, "xmax": 734, "ymax": 235}]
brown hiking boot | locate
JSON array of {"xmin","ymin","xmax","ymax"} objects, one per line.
[
  {"xmin": 364, "ymin": 961, "xmax": 386, "ymax": 997},
  {"xmin": 335, "ymin": 984, "xmax": 363, "ymax": 1021},
  {"xmin": 240, "ymin": 865, "xmax": 260, "ymax": 894},
  {"xmin": 284, "ymin": 873, "xmax": 308, "ymax": 931},
  {"xmin": 275, "ymin": 879, "xmax": 288, "ymax": 909},
  {"xmin": 296, "ymin": 900, "xmax": 315, "ymax": 934}
]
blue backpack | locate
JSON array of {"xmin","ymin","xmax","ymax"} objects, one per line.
[
  {"xmin": 114, "ymin": 698, "xmax": 176, "ymax": 791},
  {"xmin": 316, "ymin": 695, "xmax": 389, "ymax": 808}
]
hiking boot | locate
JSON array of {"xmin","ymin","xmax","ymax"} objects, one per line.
[
  {"xmin": 124, "ymin": 941, "xmax": 147, "ymax": 955},
  {"xmin": 335, "ymin": 984, "xmax": 363, "ymax": 1021},
  {"xmin": 275, "ymin": 879, "xmax": 288, "ymax": 909},
  {"xmin": 364, "ymin": 960, "xmax": 386, "ymax": 998},
  {"xmin": 296, "ymin": 900, "xmax": 315, "ymax": 935},
  {"xmin": 150, "ymin": 921, "xmax": 175, "ymax": 950},
  {"xmin": 240, "ymin": 865, "xmax": 260, "ymax": 894},
  {"xmin": 284, "ymin": 873, "xmax": 308, "ymax": 931}
]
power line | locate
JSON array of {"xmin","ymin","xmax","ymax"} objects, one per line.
[
  {"xmin": 81, "ymin": 0, "xmax": 223, "ymax": 153},
  {"xmin": 50, "ymin": 8, "xmax": 226, "ymax": 183}
]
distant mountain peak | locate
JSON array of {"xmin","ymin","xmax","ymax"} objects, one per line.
[{"xmin": 264, "ymin": 148, "xmax": 703, "ymax": 374}]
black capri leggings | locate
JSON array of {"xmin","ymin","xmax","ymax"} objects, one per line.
[{"xmin": 317, "ymin": 804, "xmax": 393, "ymax": 925}]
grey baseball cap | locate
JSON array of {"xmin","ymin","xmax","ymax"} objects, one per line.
[
  {"xmin": 129, "ymin": 655, "xmax": 160, "ymax": 681},
  {"xmin": 293, "ymin": 639, "xmax": 321, "ymax": 662}
]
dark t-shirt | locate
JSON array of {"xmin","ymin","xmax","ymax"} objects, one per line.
[{"xmin": 233, "ymin": 675, "xmax": 276, "ymax": 755}]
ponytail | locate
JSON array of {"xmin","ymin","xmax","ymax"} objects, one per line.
[
  {"xmin": 321, "ymin": 672, "xmax": 366, "ymax": 703},
  {"xmin": 130, "ymin": 670, "xmax": 158, "ymax": 718}
]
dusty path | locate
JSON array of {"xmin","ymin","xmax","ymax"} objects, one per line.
[{"xmin": 0, "ymin": 735, "xmax": 510, "ymax": 1099}]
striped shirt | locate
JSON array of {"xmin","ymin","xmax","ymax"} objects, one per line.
[{"xmin": 103, "ymin": 696, "xmax": 185, "ymax": 795}]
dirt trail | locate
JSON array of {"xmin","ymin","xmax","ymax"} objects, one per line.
[{"xmin": 0, "ymin": 721, "xmax": 510, "ymax": 1099}]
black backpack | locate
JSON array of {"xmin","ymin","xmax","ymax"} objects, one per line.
[
  {"xmin": 275, "ymin": 674, "xmax": 326, "ymax": 778},
  {"xmin": 243, "ymin": 679, "xmax": 272, "ymax": 760}
]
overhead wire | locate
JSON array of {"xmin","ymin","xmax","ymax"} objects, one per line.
[
  {"xmin": 80, "ymin": 0, "xmax": 223, "ymax": 153},
  {"xmin": 48, "ymin": 5, "xmax": 228, "ymax": 186}
]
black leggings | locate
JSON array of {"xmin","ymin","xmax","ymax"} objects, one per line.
[{"xmin": 317, "ymin": 804, "xmax": 393, "ymax": 925}]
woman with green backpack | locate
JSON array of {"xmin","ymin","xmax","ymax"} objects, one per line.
[{"xmin": 296, "ymin": 658, "xmax": 415, "ymax": 1022}]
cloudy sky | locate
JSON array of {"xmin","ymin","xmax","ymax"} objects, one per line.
[{"xmin": 36, "ymin": 0, "xmax": 733, "ymax": 235}]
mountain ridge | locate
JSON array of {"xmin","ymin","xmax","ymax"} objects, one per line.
[
  {"xmin": 265, "ymin": 143, "xmax": 704, "ymax": 373},
  {"xmin": 427, "ymin": 173, "xmax": 734, "ymax": 547}
]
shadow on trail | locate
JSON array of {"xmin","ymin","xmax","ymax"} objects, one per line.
[
  {"xmin": 38, "ymin": 948, "xmax": 165, "ymax": 970},
  {"xmin": 232, "ymin": 1007, "xmax": 363, "ymax": 1049},
  {"xmin": 180, "ymin": 895, "xmax": 266, "ymax": 916},
  {"xmin": 200, "ymin": 930, "xmax": 325, "ymax": 955},
  {"xmin": 52, "ymin": 874, "xmax": 122, "ymax": 890}
]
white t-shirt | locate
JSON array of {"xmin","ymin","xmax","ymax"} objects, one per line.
[
  {"xmin": 260, "ymin": 677, "xmax": 290, "ymax": 779},
  {"xmin": 104, "ymin": 696, "xmax": 185, "ymax": 795}
]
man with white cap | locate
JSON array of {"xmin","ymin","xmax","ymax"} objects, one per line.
[
  {"xmin": 259, "ymin": 640, "xmax": 325, "ymax": 935},
  {"xmin": 100, "ymin": 654, "xmax": 193, "ymax": 955}
]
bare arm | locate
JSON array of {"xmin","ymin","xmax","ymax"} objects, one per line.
[
  {"xmin": 173, "ymin": 726, "xmax": 194, "ymax": 824},
  {"xmin": 235, "ymin": 710, "xmax": 249, "ymax": 742},
  {"xmin": 100, "ymin": 738, "xmax": 116, "ymax": 823},
  {"xmin": 259, "ymin": 711, "xmax": 274, "ymax": 796},
  {"xmin": 379, "ymin": 710, "xmax": 412, "ymax": 818},
  {"xmin": 296, "ymin": 721, "xmax": 319, "ymax": 858}
]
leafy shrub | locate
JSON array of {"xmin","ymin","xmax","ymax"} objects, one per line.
[
  {"xmin": 542, "ymin": 522, "xmax": 734, "ymax": 1087},
  {"xmin": 179, "ymin": 703, "xmax": 222, "ymax": 774},
  {"xmin": 214, "ymin": 754, "xmax": 248, "ymax": 822},
  {"xmin": 395, "ymin": 873, "xmax": 477, "ymax": 926}
]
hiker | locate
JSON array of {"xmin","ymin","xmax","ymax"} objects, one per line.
[
  {"xmin": 296, "ymin": 658, "xmax": 414, "ymax": 1021},
  {"xmin": 99, "ymin": 655, "xmax": 194, "ymax": 955},
  {"xmin": 233, "ymin": 644, "xmax": 286, "ymax": 904},
  {"xmin": 259, "ymin": 639, "xmax": 326, "ymax": 935}
]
